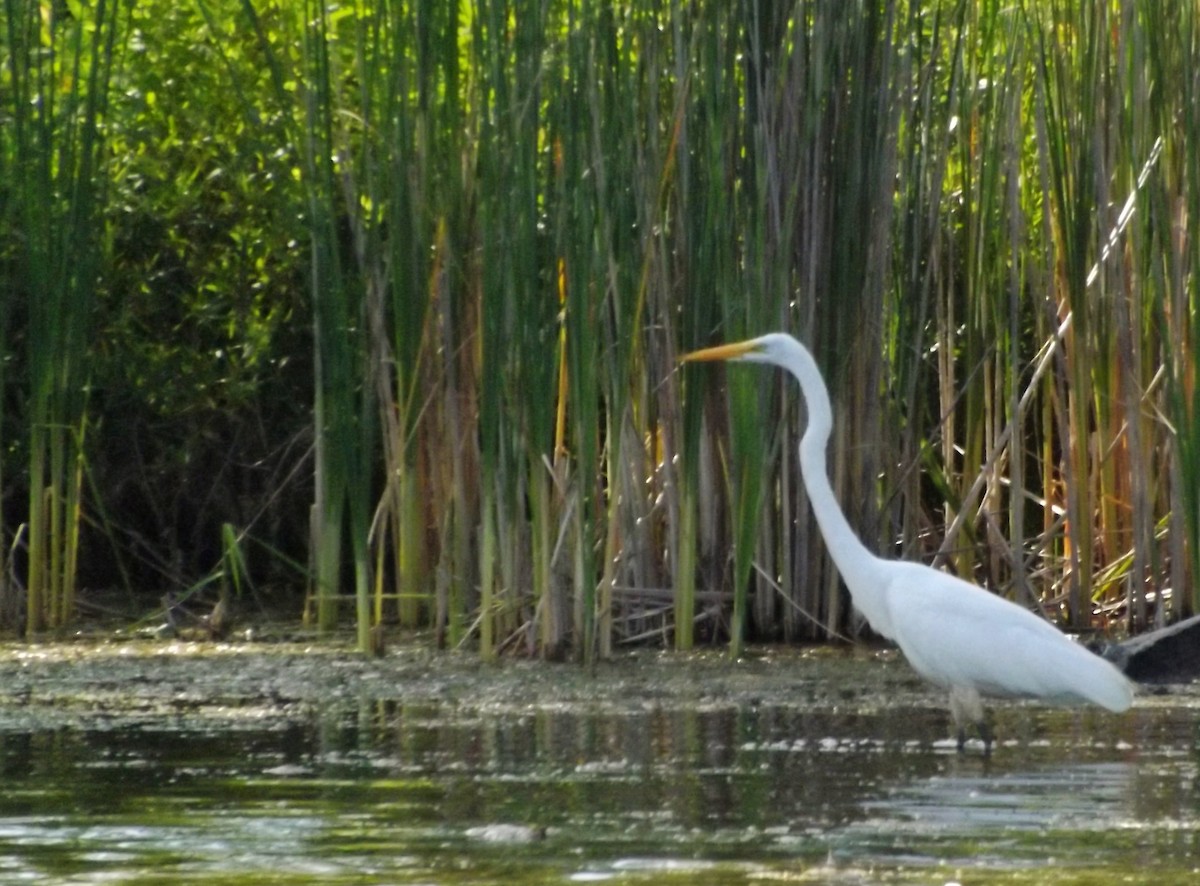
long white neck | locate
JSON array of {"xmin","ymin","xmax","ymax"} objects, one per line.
[{"xmin": 781, "ymin": 340, "xmax": 894, "ymax": 638}]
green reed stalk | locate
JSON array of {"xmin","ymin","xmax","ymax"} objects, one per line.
[
  {"xmin": 945, "ymin": 5, "xmax": 1029, "ymax": 595},
  {"xmin": 1151, "ymin": 1, "xmax": 1200, "ymax": 616},
  {"xmin": 0, "ymin": 194, "xmax": 6, "ymax": 626},
  {"xmin": 671, "ymin": 8, "xmax": 701, "ymax": 652},
  {"xmin": 1034, "ymin": 4, "xmax": 1109, "ymax": 626},
  {"xmin": 811, "ymin": 2, "xmax": 898, "ymax": 637},
  {"xmin": 574, "ymin": 8, "xmax": 622, "ymax": 661},
  {"xmin": 300, "ymin": 0, "xmax": 339, "ymax": 633},
  {"xmin": 299, "ymin": 0, "xmax": 374, "ymax": 648},
  {"xmin": 1111, "ymin": 1, "xmax": 1157, "ymax": 628},
  {"xmin": 680, "ymin": 5, "xmax": 737, "ymax": 653},
  {"xmin": 474, "ymin": 0, "xmax": 569, "ymax": 656},
  {"xmin": 470, "ymin": 3, "xmax": 505, "ymax": 655},
  {"xmin": 6, "ymin": 0, "xmax": 121, "ymax": 632},
  {"xmin": 1176, "ymin": 4, "xmax": 1200, "ymax": 616},
  {"xmin": 560, "ymin": 50, "xmax": 610, "ymax": 661},
  {"xmin": 706, "ymin": 4, "xmax": 768, "ymax": 657},
  {"xmin": 366, "ymin": 0, "xmax": 458, "ymax": 637}
]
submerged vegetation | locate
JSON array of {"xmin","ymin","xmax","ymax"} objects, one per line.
[{"xmin": 0, "ymin": 1, "xmax": 1197, "ymax": 658}]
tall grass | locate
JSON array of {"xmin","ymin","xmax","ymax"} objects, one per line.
[
  {"xmin": 298, "ymin": 0, "xmax": 369, "ymax": 649},
  {"xmin": 1140, "ymin": 1, "xmax": 1200, "ymax": 619},
  {"xmin": 269, "ymin": 0, "xmax": 1200, "ymax": 653},
  {"xmin": 3, "ymin": 0, "xmax": 122, "ymax": 632},
  {"xmin": 6, "ymin": 0, "xmax": 1193, "ymax": 650}
]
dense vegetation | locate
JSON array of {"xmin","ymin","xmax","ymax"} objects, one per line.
[{"xmin": 1, "ymin": 1, "xmax": 1196, "ymax": 659}]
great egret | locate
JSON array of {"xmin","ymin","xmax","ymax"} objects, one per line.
[{"xmin": 683, "ymin": 332, "xmax": 1133, "ymax": 752}]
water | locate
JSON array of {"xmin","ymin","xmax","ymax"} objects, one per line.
[{"xmin": 0, "ymin": 643, "xmax": 1195, "ymax": 884}]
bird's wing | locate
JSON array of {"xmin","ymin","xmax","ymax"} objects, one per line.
[{"xmin": 885, "ymin": 563, "xmax": 1132, "ymax": 711}]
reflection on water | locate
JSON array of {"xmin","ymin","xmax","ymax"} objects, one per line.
[{"xmin": 0, "ymin": 665, "xmax": 1196, "ymax": 883}]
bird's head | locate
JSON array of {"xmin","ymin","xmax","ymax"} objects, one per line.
[{"xmin": 680, "ymin": 333, "xmax": 796, "ymax": 366}]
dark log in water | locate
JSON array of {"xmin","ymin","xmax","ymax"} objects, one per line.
[{"xmin": 1104, "ymin": 613, "xmax": 1200, "ymax": 684}]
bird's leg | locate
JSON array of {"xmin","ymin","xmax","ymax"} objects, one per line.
[
  {"xmin": 955, "ymin": 720, "xmax": 992, "ymax": 755},
  {"xmin": 976, "ymin": 718, "xmax": 994, "ymax": 756},
  {"xmin": 949, "ymin": 686, "xmax": 987, "ymax": 754}
]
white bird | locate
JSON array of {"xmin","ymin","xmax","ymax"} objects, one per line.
[{"xmin": 683, "ymin": 332, "xmax": 1133, "ymax": 752}]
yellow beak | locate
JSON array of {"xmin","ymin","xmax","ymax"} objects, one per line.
[{"xmin": 680, "ymin": 340, "xmax": 760, "ymax": 363}]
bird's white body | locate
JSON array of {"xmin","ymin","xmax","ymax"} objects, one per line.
[
  {"xmin": 872, "ymin": 558, "xmax": 1132, "ymax": 711},
  {"xmin": 685, "ymin": 332, "xmax": 1133, "ymax": 748}
]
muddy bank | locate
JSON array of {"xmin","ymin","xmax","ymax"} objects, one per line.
[
  {"xmin": 0, "ymin": 639, "xmax": 933, "ymax": 731},
  {"xmin": 0, "ymin": 636, "xmax": 1192, "ymax": 736}
]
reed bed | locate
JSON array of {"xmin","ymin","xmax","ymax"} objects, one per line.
[
  {"xmin": 3, "ymin": 0, "xmax": 122, "ymax": 630},
  {"xmin": 1, "ymin": 1, "xmax": 1196, "ymax": 655}
]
